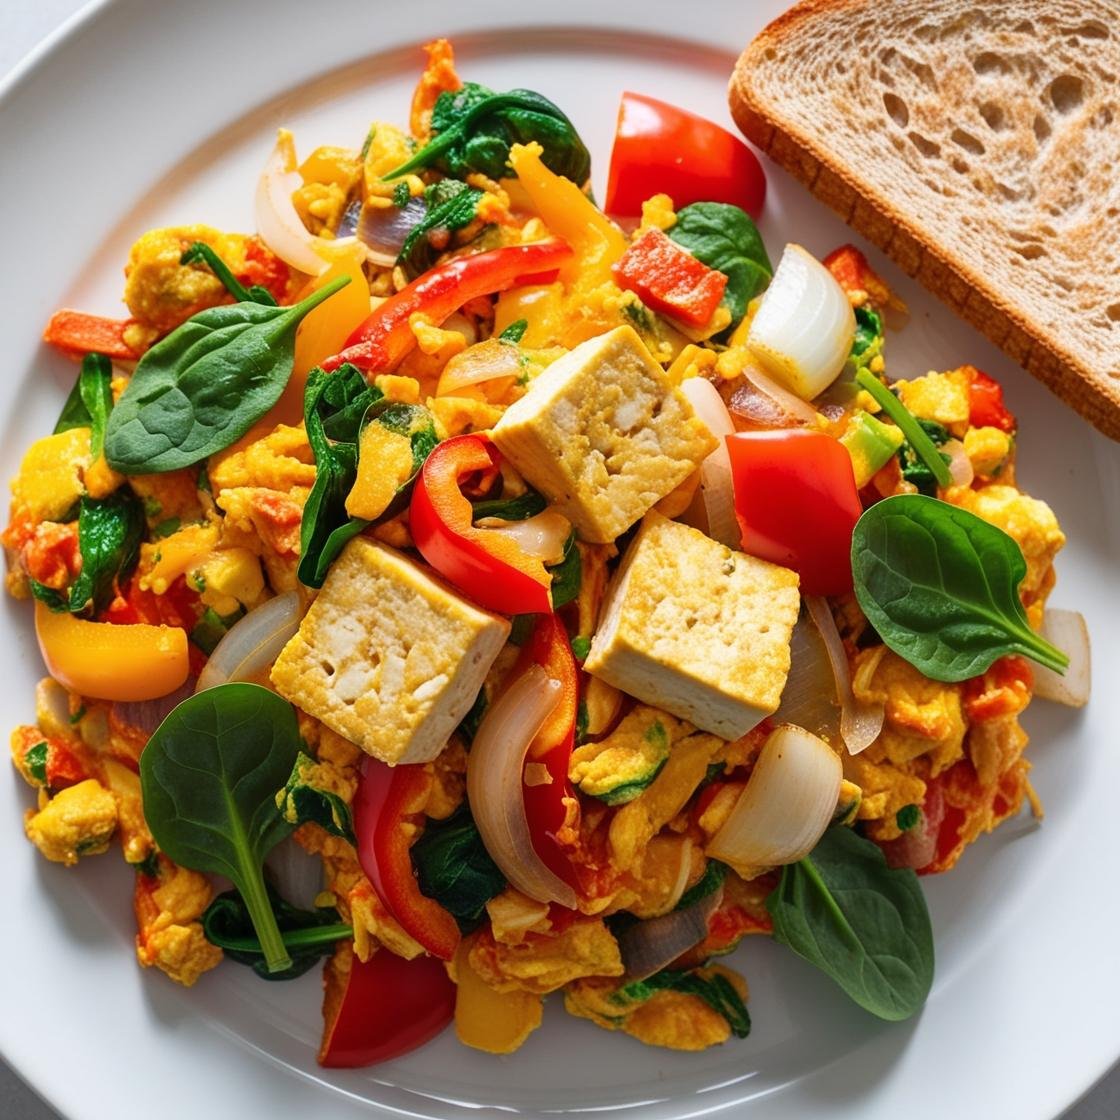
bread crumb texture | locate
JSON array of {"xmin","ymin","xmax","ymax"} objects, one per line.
[
  {"xmin": 731, "ymin": 1, "xmax": 1120, "ymax": 437},
  {"xmin": 271, "ymin": 538, "xmax": 509, "ymax": 764}
]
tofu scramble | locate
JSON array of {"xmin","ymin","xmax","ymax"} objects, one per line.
[{"xmin": 6, "ymin": 41, "xmax": 1081, "ymax": 1067}]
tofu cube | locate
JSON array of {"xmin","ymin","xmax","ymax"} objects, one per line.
[
  {"xmin": 490, "ymin": 325, "xmax": 717, "ymax": 543},
  {"xmin": 271, "ymin": 538, "xmax": 509, "ymax": 764},
  {"xmin": 584, "ymin": 513, "xmax": 800, "ymax": 739}
]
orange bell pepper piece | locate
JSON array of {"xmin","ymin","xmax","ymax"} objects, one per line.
[
  {"xmin": 35, "ymin": 600, "xmax": 189, "ymax": 702},
  {"xmin": 43, "ymin": 310, "xmax": 140, "ymax": 361}
]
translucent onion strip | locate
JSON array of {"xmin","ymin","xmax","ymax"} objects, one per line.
[
  {"xmin": 747, "ymin": 244, "xmax": 855, "ymax": 401},
  {"xmin": 195, "ymin": 592, "xmax": 302, "ymax": 692},
  {"xmin": 466, "ymin": 666, "xmax": 578, "ymax": 909},
  {"xmin": 942, "ymin": 439, "xmax": 975, "ymax": 488},
  {"xmin": 617, "ymin": 883, "xmax": 723, "ymax": 981},
  {"xmin": 474, "ymin": 509, "xmax": 572, "ymax": 564},
  {"xmin": 1032, "ymin": 609, "xmax": 1090, "ymax": 708},
  {"xmin": 707, "ymin": 724, "xmax": 842, "ymax": 879},
  {"xmin": 679, "ymin": 377, "xmax": 741, "ymax": 548},
  {"xmin": 437, "ymin": 339, "xmax": 523, "ymax": 397},
  {"xmin": 741, "ymin": 359, "xmax": 821, "ymax": 426},
  {"xmin": 774, "ymin": 613, "xmax": 842, "ymax": 743},
  {"xmin": 255, "ymin": 132, "xmax": 333, "ymax": 276},
  {"xmin": 804, "ymin": 595, "xmax": 884, "ymax": 755}
]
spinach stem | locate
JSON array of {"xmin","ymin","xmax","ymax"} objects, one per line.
[
  {"xmin": 212, "ymin": 923, "xmax": 353, "ymax": 954},
  {"xmin": 799, "ymin": 855, "xmax": 862, "ymax": 952}
]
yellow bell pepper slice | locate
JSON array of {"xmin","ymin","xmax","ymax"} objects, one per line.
[
  {"xmin": 453, "ymin": 940, "xmax": 543, "ymax": 1054},
  {"xmin": 35, "ymin": 601, "xmax": 189, "ymax": 702}
]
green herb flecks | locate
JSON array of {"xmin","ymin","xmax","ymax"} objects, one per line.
[
  {"xmin": 498, "ymin": 319, "xmax": 529, "ymax": 343},
  {"xmin": 895, "ymin": 804, "xmax": 921, "ymax": 832}
]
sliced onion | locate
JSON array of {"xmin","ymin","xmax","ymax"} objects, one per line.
[
  {"xmin": 113, "ymin": 678, "xmax": 195, "ymax": 735},
  {"xmin": 738, "ymin": 361, "xmax": 821, "ymax": 426},
  {"xmin": 473, "ymin": 509, "xmax": 572, "ymax": 564},
  {"xmin": 707, "ymin": 724, "xmax": 842, "ymax": 878},
  {"xmin": 747, "ymin": 244, "xmax": 855, "ymax": 401},
  {"xmin": 679, "ymin": 377, "xmax": 740, "ymax": 548},
  {"xmin": 942, "ymin": 439, "xmax": 975, "ymax": 488},
  {"xmin": 357, "ymin": 196, "xmax": 427, "ymax": 266},
  {"xmin": 467, "ymin": 665, "xmax": 578, "ymax": 909},
  {"xmin": 437, "ymin": 338, "xmax": 524, "ymax": 396},
  {"xmin": 255, "ymin": 131, "xmax": 331, "ymax": 276},
  {"xmin": 1032, "ymin": 609, "xmax": 1090, "ymax": 707},
  {"xmin": 195, "ymin": 592, "xmax": 302, "ymax": 692},
  {"xmin": 662, "ymin": 838, "xmax": 695, "ymax": 913},
  {"xmin": 774, "ymin": 613, "xmax": 842, "ymax": 742},
  {"xmin": 805, "ymin": 595, "xmax": 885, "ymax": 755},
  {"xmin": 617, "ymin": 885, "xmax": 723, "ymax": 981},
  {"xmin": 265, "ymin": 835, "xmax": 324, "ymax": 909}
]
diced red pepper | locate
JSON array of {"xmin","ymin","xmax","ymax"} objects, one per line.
[
  {"xmin": 43, "ymin": 310, "xmax": 140, "ymax": 361},
  {"xmin": 726, "ymin": 429, "xmax": 862, "ymax": 597},
  {"xmin": 961, "ymin": 655, "xmax": 1033, "ymax": 723},
  {"xmin": 318, "ymin": 944, "xmax": 454, "ymax": 1068},
  {"xmin": 822, "ymin": 244, "xmax": 892, "ymax": 307},
  {"xmin": 353, "ymin": 758, "xmax": 461, "ymax": 961},
  {"xmin": 322, "ymin": 239, "xmax": 573, "ymax": 373},
  {"xmin": 409, "ymin": 435, "xmax": 553, "ymax": 615},
  {"xmin": 238, "ymin": 238, "xmax": 292, "ymax": 304},
  {"xmin": 518, "ymin": 614, "xmax": 581, "ymax": 891},
  {"xmin": 611, "ymin": 228, "xmax": 727, "ymax": 328},
  {"xmin": 967, "ymin": 368, "xmax": 1016, "ymax": 433}
]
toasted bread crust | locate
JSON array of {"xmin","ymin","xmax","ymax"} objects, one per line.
[{"xmin": 729, "ymin": 0, "xmax": 1120, "ymax": 440}]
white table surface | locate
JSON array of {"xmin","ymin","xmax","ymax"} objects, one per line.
[{"xmin": 0, "ymin": 2, "xmax": 1117, "ymax": 1118}]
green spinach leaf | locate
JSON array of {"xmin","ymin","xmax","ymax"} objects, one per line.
[
  {"xmin": 399, "ymin": 180, "xmax": 484, "ymax": 277},
  {"xmin": 189, "ymin": 605, "xmax": 245, "ymax": 656},
  {"xmin": 385, "ymin": 82, "xmax": 591, "ymax": 185},
  {"xmin": 277, "ymin": 750, "xmax": 355, "ymax": 842},
  {"xmin": 139, "ymin": 683, "xmax": 302, "ymax": 973},
  {"xmin": 851, "ymin": 493, "xmax": 1069, "ymax": 680},
  {"xmin": 470, "ymin": 489, "xmax": 547, "ymax": 521},
  {"xmin": 898, "ymin": 417, "xmax": 950, "ymax": 496},
  {"xmin": 202, "ymin": 884, "xmax": 350, "ymax": 980},
  {"xmin": 180, "ymin": 241, "xmax": 277, "ymax": 306},
  {"xmin": 411, "ymin": 806, "xmax": 505, "ymax": 932},
  {"xmin": 104, "ymin": 276, "xmax": 348, "ymax": 474},
  {"xmin": 675, "ymin": 859, "xmax": 727, "ymax": 912},
  {"xmin": 668, "ymin": 203, "xmax": 772, "ymax": 325},
  {"xmin": 498, "ymin": 318, "xmax": 528, "ymax": 343},
  {"xmin": 55, "ymin": 353, "xmax": 114, "ymax": 458},
  {"xmin": 617, "ymin": 968, "xmax": 750, "ymax": 1038},
  {"xmin": 767, "ymin": 825, "xmax": 933, "ymax": 1021},
  {"xmin": 30, "ymin": 491, "xmax": 145, "ymax": 617},
  {"xmin": 852, "ymin": 305, "xmax": 883, "ymax": 359},
  {"xmin": 548, "ymin": 531, "xmax": 581, "ymax": 608}
]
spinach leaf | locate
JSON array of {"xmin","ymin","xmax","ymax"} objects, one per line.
[
  {"xmin": 852, "ymin": 305, "xmax": 883, "ymax": 359},
  {"xmin": 139, "ymin": 683, "xmax": 302, "ymax": 974},
  {"xmin": 471, "ymin": 489, "xmax": 547, "ymax": 521},
  {"xmin": 898, "ymin": 417, "xmax": 950, "ymax": 496},
  {"xmin": 104, "ymin": 276, "xmax": 348, "ymax": 475},
  {"xmin": 668, "ymin": 203, "xmax": 773, "ymax": 325},
  {"xmin": 399, "ymin": 180, "xmax": 484, "ymax": 277},
  {"xmin": 55, "ymin": 353, "xmax": 114, "ymax": 458},
  {"xmin": 851, "ymin": 493, "xmax": 1069, "ymax": 680},
  {"xmin": 618, "ymin": 968, "xmax": 750, "ymax": 1038},
  {"xmin": 202, "ymin": 884, "xmax": 350, "ymax": 980},
  {"xmin": 277, "ymin": 750, "xmax": 355, "ymax": 842},
  {"xmin": 548, "ymin": 531, "xmax": 581, "ymax": 608},
  {"xmin": 498, "ymin": 318, "xmax": 528, "ymax": 343},
  {"xmin": 767, "ymin": 825, "xmax": 933, "ymax": 1021},
  {"xmin": 385, "ymin": 82, "xmax": 592, "ymax": 186},
  {"xmin": 189, "ymin": 605, "xmax": 245, "ymax": 656},
  {"xmin": 854, "ymin": 369, "xmax": 951, "ymax": 489},
  {"xmin": 180, "ymin": 241, "xmax": 277, "ymax": 306},
  {"xmin": 24, "ymin": 741, "xmax": 48, "ymax": 786},
  {"xmin": 30, "ymin": 491, "xmax": 145, "ymax": 617},
  {"xmin": 411, "ymin": 806, "xmax": 505, "ymax": 932},
  {"xmin": 675, "ymin": 859, "xmax": 727, "ymax": 912}
]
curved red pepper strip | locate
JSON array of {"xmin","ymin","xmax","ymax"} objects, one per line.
[
  {"xmin": 43, "ymin": 310, "xmax": 141, "ymax": 361},
  {"xmin": 321, "ymin": 238, "xmax": 573, "ymax": 373},
  {"xmin": 518, "ymin": 613, "xmax": 581, "ymax": 890},
  {"xmin": 410, "ymin": 435, "xmax": 553, "ymax": 615},
  {"xmin": 318, "ymin": 946, "xmax": 454, "ymax": 1068},
  {"xmin": 353, "ymin": 757, "xmax": 461, "ymax": 961}
]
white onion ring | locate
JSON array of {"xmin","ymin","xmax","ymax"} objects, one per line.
[
  {"xmin": 1032, "ymin": 609, "xmax": 1091, "ymax": 708},
  {"xmin": 466, "ymin": 665, "xmax": 578, "ymax": 909},
  {"xmin": 617, "ymin": 885, "xmax": 723, "ymax": 981},
  {"xmin": 255, "ymin": 132, "xmax": 331, "ymax": 276},
  {"xmin": 474, "ymin": 509, "xmax": 572, "ymax": 564},
  {"xmin": 195, "ymin": 592, "xmax": 302, "ymax": 692},
  {"xmin": 804, "ymin": 595, "xmax": 884, "ymax": 755},
  {"xmin": 742, "ymin": 360, "xmax": 821, "ymax": 426},
  {"xmin": 679, "ymin": 378, "xmax": 741, "ymax": 548},
  {"xmin": 437, "ymin": 339, "xmax": 523, "ymax": 396},
  {"xmin": 942, "ymin": 439, "xmax": 975, "ymax": 488}
]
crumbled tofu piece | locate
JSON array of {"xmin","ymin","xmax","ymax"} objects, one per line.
[
  {"xmin": 271, "ymin": 538, "xmax": 509, "ymax": 764},
  {"xmin": 585, "ymin": 512, "xmax": 799, "ymax": 739},
  {"xmin": 490, "ymin": 326, "xmax": 717, "ymax": 543},
  {"xmin": 24, "ymin": 779, "xmax": 118, "ymax": 866},
  {"xmin": 894, "ymin": 369, "xmax": 971, "ymax": 431}
]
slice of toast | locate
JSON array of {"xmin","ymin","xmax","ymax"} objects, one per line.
[{"xmin": 729, "ymin": 0, "xmax": 1120, "ymax": 439}]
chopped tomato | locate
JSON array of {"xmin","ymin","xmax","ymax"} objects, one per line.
[
  {"xmin": 605, "ymin": 92, "xmax": 766, "ymax": 219},
  {"xmin": 967, "ymin": 368, "xmax": 1016, "ymax": 433},
  {"xmin": 42, "ymin": 310, "xmax": 140, "ymax": 360}
]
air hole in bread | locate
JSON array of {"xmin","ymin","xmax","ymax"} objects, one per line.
[
  {"xmin": 1012, "ymin": 20, "xmax": 1035, "ymax": 34},
  {"xmin": 972, "ymin": 51, "xmax": 1010, "ymax": 77},
  {"xmin": 998, "ymin": 183, "xmax": 1024, "ymax": 203},
  {"xmin": 1067, "ymin": 20, "xmax": 1109, "ymax": 40},
  {"xmin": 1049, "ymin": 75, "xmax": 1085, "ymax": 114},
  {"xmin": 1033, "ymin": 114, "xmax": 1052, "ymax": 142},
  {"xmin": 951, "ymin": 128, "xmax": 985, "ymax": 155},
  {"xmin": 950, "ymin": 157, "xmax": 969, "ymax": 174},
  {"xmin": 1106, "ymin": 303, "xmax": 1120, "ymax": 322},
  {"xmin": 1013, "ymin": 243, "xmax": 1046, "ymax": 260},
  {"xmin": 979, "ymin": 102, "xmax": 1006, "ymax": 131},
  {"xmin": 908, "ymin": 132, "xmax": 940, "ymax": 158},
  {"xmin": 1092, "ymin": 106, "xmax": 1114, "ymax": 128},
  {"xmin": 883, "ymin": 92, "xmax": 909, "ymax": 127}
]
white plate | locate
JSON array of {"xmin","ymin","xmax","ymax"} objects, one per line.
[{"xmin": 2, "ymin": 2, "xmax": 1118, "ymax": 1118}]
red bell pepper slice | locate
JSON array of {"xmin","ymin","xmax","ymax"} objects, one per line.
[
  {"xmin": 518, "ymin": 613, "xmax": 581, "ymax": 890},
  {"xmin": 353, "ymin": 757, "xmax": 461, "ymax": 961},
  {"xmin": 605, "ymin": 92, "xmax": 766, "ymax": 219},
  {"xmin": 822, "ymin": 244, "xmax": 893, "ymax": 308},
  {"xmin": 409, "ymin": 434, "xmax": 553, "ymax": 615},
  {"xmin": 967, "ymin": 368, "xmax": 1016, "ymax": 433},
  {"xmin": 318, "ymin": 944, "xmax": 454, "ymax": 1068},
  {"xmin": 727, "ymin": 429, "xmax": 862, "ymax": 597},
  {"xmin": 43, "ymin": 310, "xmax": 140, "ymax": 361},
  {"xmin": 321, "ymin": 239, "xmax": 573, "ymax": 373},
  {"xmin": 611, "ymin": 228, "xmax": 728, "ymax": 328}
]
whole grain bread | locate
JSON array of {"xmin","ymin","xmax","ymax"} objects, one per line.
[{"xmin": 729, "ymin": 0, "xmax": 1120, "ymax": 439}]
